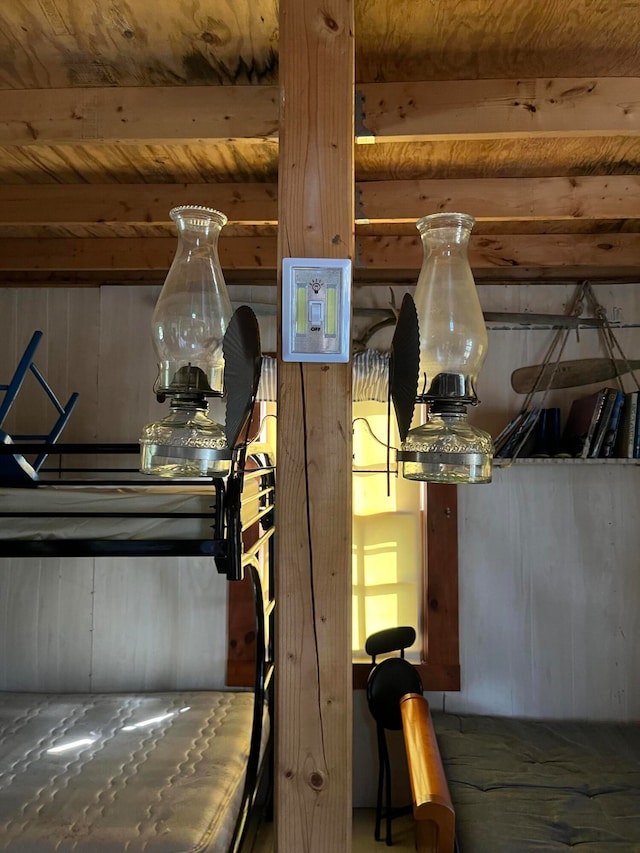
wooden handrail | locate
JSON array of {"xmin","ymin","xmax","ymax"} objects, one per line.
[{"xmin": 400, "ymin": 693, "xmax": 455, "ymax": 853}]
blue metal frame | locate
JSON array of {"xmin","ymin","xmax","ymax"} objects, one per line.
[{"xmin": 0, "ymin": 331, "xmax": 79, "ymax": 479}]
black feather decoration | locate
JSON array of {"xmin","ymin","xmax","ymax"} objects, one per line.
[
  {"xmin": 223, "ymin": 306, "xmax": 262, "ymax": 448},
  {"xmin": 389, "ymin": 293, "xmax": 420, "ymax": 443}
]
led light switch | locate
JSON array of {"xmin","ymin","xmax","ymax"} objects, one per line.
[
  {"xmin": 282, "ymin": 258, "xmax": 352, "ymax": 362},
  {"xmin": 309, "ymin": 300, "xmax": 323, "ymax": 327}
]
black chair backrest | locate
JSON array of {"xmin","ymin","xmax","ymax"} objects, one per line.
[
  {"xmin": 365, "ymin": 626, "xmax": 423, "ymax": 731},
  {"xmin": 365, "ymin": 626, "xmax": 416, "ymax": 663}
]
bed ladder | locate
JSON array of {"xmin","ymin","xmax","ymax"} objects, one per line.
[{"xmin": 0, "ymin": 330, "xmax": 79, "ymax": 483}]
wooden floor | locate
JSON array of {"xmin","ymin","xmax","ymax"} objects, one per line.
[{"xmin": 250, "ymin": 808, "xmax": 416, "ymax": 852}]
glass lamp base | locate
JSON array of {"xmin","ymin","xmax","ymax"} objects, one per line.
[
  {"xmin": 140, "ymin": 444, "xmax": 231, "ymax": 478},
  {"xmin": 402, "ymin": 453, "xmax": 492, "ymax": 484},
  {"xmin": 139, "ymin": 403, "xmax": 231, "ymax": 479},
  {"xmin": 400, "ymin": 409, "xmax": 493, "ymax": 484}
]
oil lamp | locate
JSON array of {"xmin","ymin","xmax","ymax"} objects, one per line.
[
  {"xmin": 394, "ymin": 213, "xmax": 493, "ymax": 484},
  {"xmin": 140, "ymin": 205, "xmax": 234, "ymax": 478}
]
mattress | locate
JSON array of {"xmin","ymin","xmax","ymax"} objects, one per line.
[
  {"xmin": 0, "ymin": 487, "xmax": 218, "ymax": 541},
  {"xmin": 433, "ymin": 712, "xmax": 640, "ymax": 853},
  {"xmin": 0, "ymin": 690, "xmax": 269, "ymax": 852}
]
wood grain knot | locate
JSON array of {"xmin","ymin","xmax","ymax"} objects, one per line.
[
  {"xmin": 322, "ymin": 14, "xmax": 339, "ymax": 32},
  {"xmin": 309, "ymin": 771, "xmax": 325, "ymax": 791}
]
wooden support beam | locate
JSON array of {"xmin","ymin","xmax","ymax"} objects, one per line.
[
  {"xmin": 0, "ymin": 86, "xmax": 279, "ymax": 145},
  {"xmin": 3, "ymin": 234, "xmax": 637, "ymax": 281},
  {"xmin": 275, "ymin": 0, "xmax": 354, "ymax": 850},
  {"xmin": 0, "ymin": 175, "xmax": 637, "ymax": 226},
  {"xmin": 357, "ymin": 233, "xmax": 640, "ymax": 272},
  {"xmin": 424, "ymin": 485, "xmax": 459, "ymax": 675},
  {"xmin": 0, "ymin": 184, "xmax": 278, "ymax": 225},
  {"xmin": 357, "ymin": 176, "xmax": 640, "ymax": 223},
  {"xmin": 0, "ymin": 237, "xmax": 278, "ymax": 271},
  {"xmin": 1, "ymin": 77, "xmax": 637, "ymax": 148},
  {"xmin": 357, "ymin": 78, "xmax": 640, "ymax": 141}
]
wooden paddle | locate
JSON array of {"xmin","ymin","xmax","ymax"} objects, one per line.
[{"xmin": 511, "ymin": 358, "xmax": 640, "ymax": 394}]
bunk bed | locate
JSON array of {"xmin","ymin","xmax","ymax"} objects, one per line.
[{"xmin": 0, "ymin": 441, "xmax": 275, "ymax": 853}]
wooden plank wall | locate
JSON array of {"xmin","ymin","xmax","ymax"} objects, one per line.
[
  {"xmin": 0, "ymin": 286, "xmax": 229, "ymax": 692},
  {"xmin": 457, "ymin": 463, "xmax": 640, "ymax": 720},
  {"xmin": 451, "ymin": 281, "xmax": 640, "ymax": 720}
]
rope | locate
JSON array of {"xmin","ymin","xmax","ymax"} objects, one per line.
[
  {"xmin": 508, "ymin": 282, "xmax": 587, "ymax": 461},
  {"xmin": 584, "ymin": 282, "xmax": 640, "ymax": 393},
  {"xmin": 508, "ymin": 281, "xmax": 639, "ymax": 463}
]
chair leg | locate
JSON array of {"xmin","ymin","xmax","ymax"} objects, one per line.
[
  {"xmin": 0, "ymin": 331, "xmax": 43, "ymax": 426},
  {"xmin": 33, "ymin": 392, "xmax": 80, "ymax": 471},
  {"xmin": 374, "ymin": 723, "xmax": 395, "ymax": 846},
  {"xmin": 374, "ymin": 724, "xmax": 386, "ymax": 842},
  {"xmin": 382, "ymin": 734, "xmax": 393, "ymax": 846}
]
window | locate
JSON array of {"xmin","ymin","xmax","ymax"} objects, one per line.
[
  {"xmin": 352, "ymin": 401, "xmax": 422, "ymax": 662},
  {"xmin": 352, "ymin": 401, "xmax": 460, "ymax": 691},
  {"xmin": 228, "ymin": 398, "xmax": 460, "ymax": 692}
]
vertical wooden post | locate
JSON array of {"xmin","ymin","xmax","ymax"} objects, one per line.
[
  {"xmin": 276, "ymin": 0, "xmax": 354, "ymax": 851},
  {"xmin": 425, "ymin": 484, "xmax": 459, "ymax": 676}
]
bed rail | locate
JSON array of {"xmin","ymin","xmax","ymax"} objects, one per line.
[
  {"xmin": 230, "ymin": 453, "xmax": 275, "ymax": 852},
  {"xmin": 399, "ymin": 693, "xmax": 455, "ymax": 853},
  {"xmin": 0, "ymin": 441, "xmax": 275, "ymax": 583}
]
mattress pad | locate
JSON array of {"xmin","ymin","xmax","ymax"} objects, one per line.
[
  {"xmin": 0, "ymin": 690, "xmax": 267, "ymax": 852},
  {"xmin": 0, "ymin": 487, "xmax": 217, "ymax": 541}
]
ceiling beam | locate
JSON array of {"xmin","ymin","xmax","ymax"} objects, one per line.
[
  {"xmin": 0, "ymin": 184, "xmax": 278, "ymax": 224},
  {"xmin": 0, "ymin": 237, "xmax": 277, "ymax": 271},
  {"xmin": 0, "ymin": 86, "xmax": 279, "ymax": 145},
  {"xmin": 357, "ymin": 176, "xmax": 640, "ymax": 222},
  {"xmin": 357, "ymin": 78, "xmax": 640, "ymax": 141},
  {"xmin": 1, "ymin": 78, "xmax": 638, "ymax": 148},
  {"xmin": 0, "ymin": 176, "xmax": 638, "ymax": 226},
  {"xmin": 358, "ymin": 233, "xmax": 640, "ymax": 271},
  {"xmin": 1, "ymin": 233, "xmax": 637, "ymax": 279}
]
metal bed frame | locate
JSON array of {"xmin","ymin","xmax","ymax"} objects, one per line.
[{"xmin": 0, "ymin": 440, "xmax": 276, "ymax": 853}]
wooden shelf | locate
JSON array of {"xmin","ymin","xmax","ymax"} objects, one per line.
[{"xmin": 495, "ymin": 457, "xmax": 639, "ymax": 466}]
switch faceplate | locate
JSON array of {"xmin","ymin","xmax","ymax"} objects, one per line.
[{"xmin": 282, "ymin": 258, "xmax": 351, "ymax": 362}]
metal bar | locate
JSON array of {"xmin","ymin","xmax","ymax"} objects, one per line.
[
  {"xmin": 242, "ymin": 484, "xmax": 274, "ymax": 503},
  {"xmin": 241, "ymin": 526, "xmax": 275, "ymax": 564},
  {"xmin": 0, "ymin": 442, "xmax": 140, "ymax": 455},
  {"xmin": 0, "ymin": 512, "xmax": 215, "ymax": 519},
  {"xmin": 238, "ymin": 484, "xmax": 274, "ymax": 514},
  {"xmin": 242, "ymin": 466, "xmax": 276, "ymax": 482},
  {"xmin": 31, "ymin": 478, "xmax": 220, "ymax": 487},
  {"xmin": 0, "ymin": 539, "xmax": 225, "ymax": 558},
  {"xmin": 483, "ymin": 312, "xmax": 605, "ymax": 327},
  {"xmin": 38, "ymin": 468, "xmax": 143, "ymax": 474},
  {"xmin": 241, "ymin": 503, "xmax": 275, "ymax": 532}
]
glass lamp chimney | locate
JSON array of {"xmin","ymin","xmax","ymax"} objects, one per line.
[{"xmin": 152, "ymin": 205, "xmax": 233, "ymax": 397}]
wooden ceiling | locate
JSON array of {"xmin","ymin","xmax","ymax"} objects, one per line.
[{"xmin": 1, "ymin": 0, "xmax": 640, "ymax": 286}]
